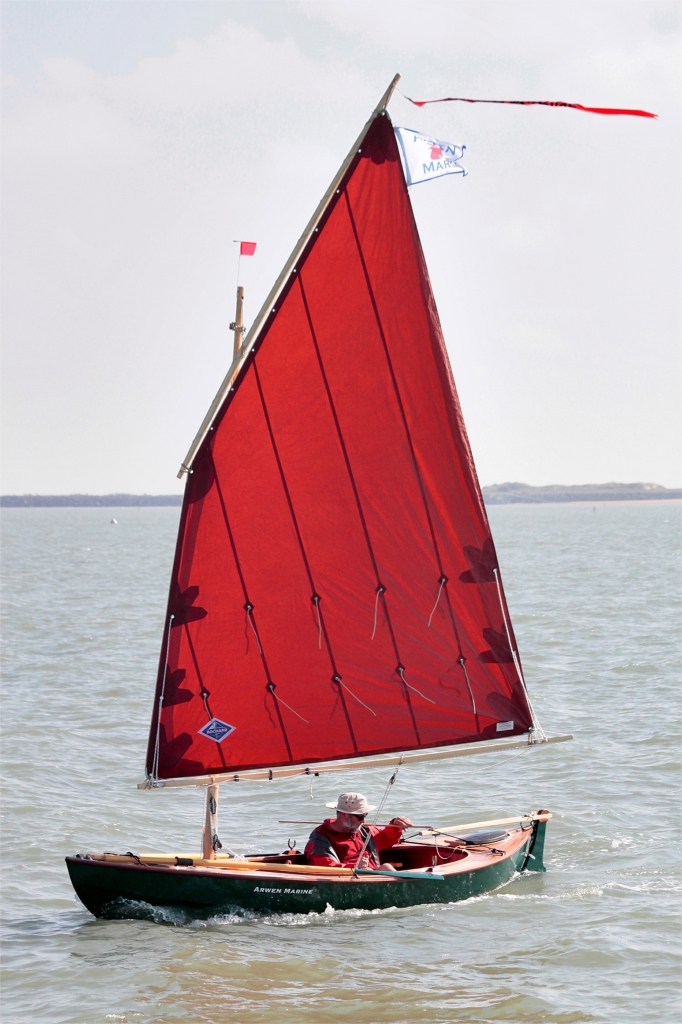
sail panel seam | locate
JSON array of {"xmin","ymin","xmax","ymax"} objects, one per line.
[
  {"xmin": 182, "ymin": 622, "xmax": 227, "ymax": 770},
  {"xmin": 212, "ymin": 451, "xmax": 295, "ymax": 761},
  {"xmin": 344, "ymin": 190, "xmax": 444, "ymax": 572},
  {"xmin": 252, "ymin": 360, "xmax": 359, "ymax": 753},
  {"xmin": 298, "ymin": 273, "xmax": 421, "ymax": 745},
  {"xmin": 344, "ymin": 186, "xmax": 481, "ymax": 729}
]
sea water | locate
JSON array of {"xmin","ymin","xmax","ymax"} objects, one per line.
[{"xmin": 1, "ymin": 502, "xmax": 680, "ymax": 1024}]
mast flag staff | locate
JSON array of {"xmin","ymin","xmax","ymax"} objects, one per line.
[
  {"xmin": 400, "ymin": 92, "xmax": 657, "ymax": 119},
  {"xmin": 234, "ymin": 239, "xmax": 257, "ymax": 285},
  {"xmin": 230, "ymin": 241, "xmax": 257, "ymax": 360}
]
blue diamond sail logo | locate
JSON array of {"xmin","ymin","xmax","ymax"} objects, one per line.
[{"xmin": 198, "ymin": 718, "xmax": 235, "ymax": 743}]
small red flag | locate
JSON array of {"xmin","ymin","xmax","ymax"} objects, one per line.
[{"xmin": 240, "ymin": 241, "xmax": 257, "ymax": 256}]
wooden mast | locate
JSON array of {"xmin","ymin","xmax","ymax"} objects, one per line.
[
  {"xmin": 201, "ymin": 262, "xmax": 246, "ymax": 858},
  {"xmin": 202, "ymin": 781, "xmax": 220, "ymax": 860},
  {"xmin": 230, "ymin": 286, "xmax": 245, "ymax": 361}
]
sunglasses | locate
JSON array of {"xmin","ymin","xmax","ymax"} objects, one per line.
[{"xmin": 350, "ymin": 812, "xmax": 367, "ymax": 820}]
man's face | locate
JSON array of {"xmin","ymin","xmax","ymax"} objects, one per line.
[{"xmin": 337, "ymin": 811, "xmax": 367, "ymax": 833}]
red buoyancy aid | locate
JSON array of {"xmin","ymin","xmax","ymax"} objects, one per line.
[{"xmin": 305, "ymin": 819, "xmax": 404, "ymax": 869}]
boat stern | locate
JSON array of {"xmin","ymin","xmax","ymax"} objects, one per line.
[{"xmin": 523, "ymin": 810, "xmax": 551, "ymax": 872}]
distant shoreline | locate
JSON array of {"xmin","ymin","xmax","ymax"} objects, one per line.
[
  {"xmin": 1, "ymin": 483, "xmax": 680, "ymax": 508},
  {"xmin": 481, "ymin": 482, "xmax": 681, "ymax": 504},
  {"xmin": 0, "ymin": 494, "xmax": 183, "ymax": 507}
]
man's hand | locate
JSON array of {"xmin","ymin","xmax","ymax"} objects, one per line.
[
  {"xmin": 389, "ymin": 816, "xmax": 414, "ymax": 829},
  {"xmin": 357, "ymin": 852, "xmax": 371, "ymax": 869}
]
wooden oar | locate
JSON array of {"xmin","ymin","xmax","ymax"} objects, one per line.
[
  {"xmin": 416, "ymin": 811, "xmax": 551, "ymax": 836},
  {"xmin": 279, "ymin": 812, "xmax": 550, "ymax": 834}
]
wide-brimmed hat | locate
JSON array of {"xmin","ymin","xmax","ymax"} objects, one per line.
[{"xmin": 326, "ymin": 792, "xmax": 377, "ymax": 815}]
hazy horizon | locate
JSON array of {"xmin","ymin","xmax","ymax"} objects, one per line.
[{"xmin": 2, "ymin": 1, "xmax": 680, "ymax": 493}]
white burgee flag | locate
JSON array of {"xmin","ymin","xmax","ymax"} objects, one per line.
[{"xmin": 394, "ymin": 127, "xmax": 467, "ymax": 186}]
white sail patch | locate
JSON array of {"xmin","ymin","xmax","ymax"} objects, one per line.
[
  {"xmin": 394, "ymin": 127, "xmax": 467, "ymax": 186},
  {"xmin": 496, "ymin": 721, "xmax": 514, "ymax": 732},
  {"xmin": 199, "ymin": 718, "xmax": 235, "ymax": 743}
]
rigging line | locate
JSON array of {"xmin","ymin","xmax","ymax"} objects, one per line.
[
  {"xmin": 371, "ymin": 587, "xmax": 381, "ymax": 639},
  {"xmin": 337, "ymin": 679, "xmax": 377, "ymax": 716},
  {"xmin": 151, "ymin": 613, "xmax": 174, "ymax": 781},
  {"xmin": 458, "ymin": 656, "xmax": 478, "ymax": 719},
  {"xmin": 270, "ymin": 692, "xmax": 309, "ymax": 724},
  {"xmin": 265, "ymin": 684, "xmax": 294, "ymax": 761},
  {"xmin": 245, "ymin": 607, "xmax": 263, "ymax": 654},
  {"xmin": 427, "ymin": 577, "xmax": 446, "ymax": 627},
  {"xmin": 297, "ymin": 272, "xmax": 420, "ymax": 746},
  {"xmin": 252, "ymin": 359, "xmax": 359, "ymax": 753},
  {"xmin": 397, "ymin": 664, "xmax": 436, "ymax": 705},
  {"xmin": 353, "ymin": 761, "xmax": 403, "ymax": 873},
  {"xmin": 492, "ymin": 568, "xmax": 545, "ymax": 742}
]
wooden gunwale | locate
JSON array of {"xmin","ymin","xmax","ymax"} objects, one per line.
[{"xmin": 74, "ymin": 825, "xmax": 530, "ymax": 884}]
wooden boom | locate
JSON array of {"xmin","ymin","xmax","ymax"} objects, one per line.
[{"xmin": 139, "ymin": 733, "xmax": 574, "ymax": 790}]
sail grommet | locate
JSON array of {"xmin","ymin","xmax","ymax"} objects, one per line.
[
  {"xmin": 332, "ymin": 673, "xmax": 342, "ymax": 684},
  {"xmin": 244, "ymin": 602, "xmax": 254, "ymax": 613},
  {"xmin": 439, "ymin": 575, "xmax": 449, "ymax": 586},
  {"xmin": 266, "ymin": 681, "xmax": 276, "ymax": 692},
  {"xmin": 311, "ymin": 593, "xmax": 321, "ymax": 605}
]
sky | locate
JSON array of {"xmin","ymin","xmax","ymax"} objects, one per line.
[{"xmin": 1, "ymin": 0, "xmax": 680, "ymax": 495}]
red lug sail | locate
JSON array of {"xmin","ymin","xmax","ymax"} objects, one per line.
[{"xmin": 146, "ymin": 113, "xmax": 532, "ymax": 781}]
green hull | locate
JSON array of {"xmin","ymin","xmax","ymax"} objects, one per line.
[{"xmin": 66, "ymin": 823, "xmax": 546, "ymax": 919}]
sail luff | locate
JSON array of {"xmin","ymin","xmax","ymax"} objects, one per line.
[
  {"xmin": 139, "ymin": 733, "xmax": 574, "ymax": 789},
  {"xmin": 177, "ymin": 74, "xmax": 401, "ymax": 479}
]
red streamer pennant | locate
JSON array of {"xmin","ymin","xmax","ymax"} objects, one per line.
[{"xmin": 403, "ymin": 95, "xmax": 657, "ymax": 119}]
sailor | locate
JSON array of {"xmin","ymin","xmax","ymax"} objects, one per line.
[{"xmin": 305, "ymin": 792, "xmax": 414, "ymax": 870}]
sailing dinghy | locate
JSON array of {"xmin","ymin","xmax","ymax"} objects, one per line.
[{"xmin": 67, "ymin": 75, "xmax": 572, "ymax": 919}]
